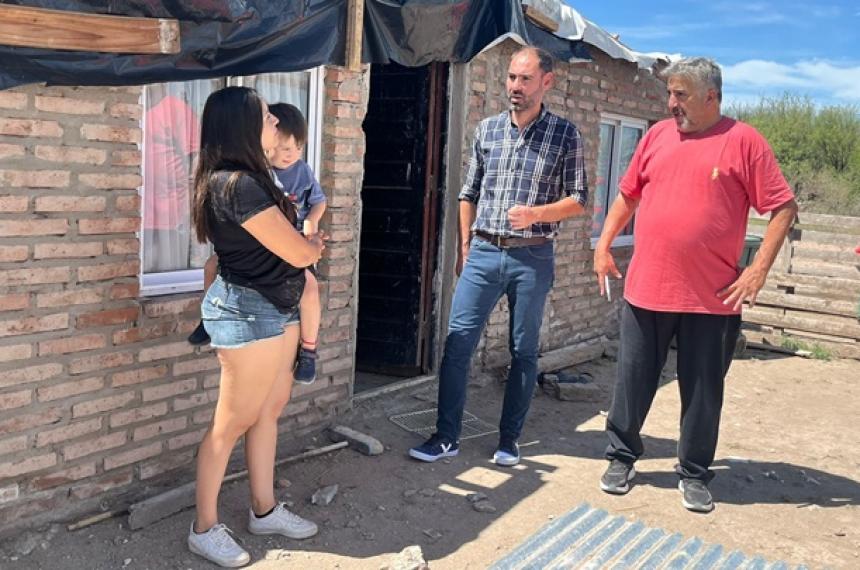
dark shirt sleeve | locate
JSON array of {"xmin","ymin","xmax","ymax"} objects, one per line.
[
  {"xmin": 458, "ymin": 123, "xmax": 485, "ymax": 203},
  {"xmin": 219, "ymin": 174, "xmax": 278, "ymax": 225},
  {"xmin": 563, "ymin": 125, "xmax": 588, "ymax": 206}
]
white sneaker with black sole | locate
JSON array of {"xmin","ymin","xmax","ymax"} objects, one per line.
[
  {"xmin": 187, "ymin": 522, "xmax": 250, "ymax": 568},
  {"xmin": 248, "ymin": 502, "xmax": 318, "ymax": 539}
]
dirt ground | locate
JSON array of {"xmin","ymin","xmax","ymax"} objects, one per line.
[{"xmin": 2, "ymin": 348, "xmax": 859, "ymax": 569}]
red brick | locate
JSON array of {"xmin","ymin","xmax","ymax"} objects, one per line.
[
  {"xmin": 106, "ymin": 238, "xmax": 139, "ymax": 255},
  {"xmin": 0, "ymin": 408, "xmax": 63, "ymax": 436},
  {"xmin": 70, "ymin": 468, "xmax": 133, "ymax": 500},
  {"xmin": 109, "ymin": 282, "xmax": 140, "ymax": 300},
  {"xmin": 0, "ymin": 196, "xmax": 28, "ymax": 212},
  {"xmin": 71, "ymin": 391, "xmax": 135, "ymax": 418},
  {"xmin": 69, "ymin": 351, "xmax": 135, "ymax": 375},
  {"xmin": 0, "ymin": 344, "xmax": 31, "ymax": 363},
  {"xmin": 133, "ymin": 417, "xmax": 187, "ymax": 441},
  {"xmin": 111, "ymin": 365, "xmax": 168, "ymax": 387},
  {"xmin": 0, "ymin": 219, "xmax": 68, "ymax": 237},
  {"xmin": 173, "ymin": 356, "xmax": 219, "ymax": 376},
  {"xmin": 320, "ymin": 356, "xmax": 352, "ymax": 374},
  {"xmin": 29, "ymin": 463, "xmax": 97, "ymax": 491},
  {"xmin": 0, "ymin": 91, "xmax": 27, "ymax": 109},
  {"xmin": 34, "ymin": 241, "xmax": 103, "ymax": 259},
  {"xmin": 34, "ymin": 145, "xmax": 106, "ymax": 165},
  {"xmin": 108, "ymin": 103, "xmax": 142, "ymax": 121},
  {"xmin": 39, "ymin": 334, "xmax": 105, "ymax": 356},
  {"xmin": 138, "ymin": 341, "xmax": 194, "ymax": 363},
  {"xmin": 112, "ymin": 322, "xmax": 174, "ymax": 345},
  {"xmin": 0, "ymin": 293, "xmax": 30, "ymax": 312},
  {"xmin": 192, "ymin": 408, "xmax": 215, "ymax": 425},
  {"xmin": 103, "ymin": 442, "xmax": 161, "ymax": 471},
  {"xmin": 0, "ymin": 390, "xmax": 31, "ymax": 411},
  {"xmin": 36, "ymin": 289, "xmax": 102, "ymax": 308},
  {"xmin": 0, "ymin": 363, "xmax": 63, "ymax": 388},
  {"xmin": 203, "ymin": 374, "xmax": 220, "ymax": 389},
  {"xmin": 63, "ymin": 431, "xmax": 126, "ymax": 461},
  {"xmin": 78, "ymin": 260, "xmax": 139, "ymax": 282},
  {"xmin": 34, "ymin": 196, "xmax": 106, "ymax": 212},
  {"xmin": 0, "ymin": 453, "xmax": 57, "ymax": 479},
  {"xmin": 0, "ymin": 245, "xmax": 28, "ymax": 263},
  {"xmin": 37, "ymin": 376, "xmax": 104, "ymax": 402},
  {"xmin": 0, "ymin": 169, "xmax": 69, "ymax": 188},
  {"xmin": 80, "ymin": 124, "xmax": 141, "ymax": 144},
  {"xmin": 0, "ymin": 143, "xmax": 25, "ymax": 159},
  {"xmin": 78, "ymin": 217, "xmax": 140, "ymax": 235},
  {"xmin": 0, "ymin": 435, "xmax": 28, "ymax": 456},
  {"xmin": 76, "ymin": 307, "xmax": 139, "ymax": 328},
  {"xmin": 115, "ymin": 195, "xmax": 140, "ymax": 212},
  {"xmin": 111, "ymin": 150, "xmax": 141, "ymax": 166},
  {"xmin": 173, "ymin": 392, "xmax": 212, "ymax": 412},
  {"xmin": 36, "ymin": 417, "xmax": 101, "ymax": 447},
  {"xmin": 78, "ymin": 173, "xmax": 141, "ymax": 189},
  {"xmin": 35, "ymin": 95, "xmax": 105, "ymax": 115},
  {"xmin": 167, "ymin": 427, "xmax": 207, "ymax": 450},
  {"xmin": 0, "ymin": 119, "xmax": 62, "ymax": 138},
  {"xmin": 0, "ymin": 266, "xmax": 70, "ymax": 286},
  {"xmin": 140, "ymin": 449, "xmax": 194, "ymax": 480},
  {"xmin": 143, "ymin": 297, "xmax": 199, "ymax": 318},
  {"xmin": 109, "ymin": 402, "xmax": 168, "ymax": 428},
  {"xmin": 142, "ymin": 378, "xmax": 197, "ymax": 402},
  {"xmin": 0, "ymin": 313, "xmax": 69, "ymax": 337}
]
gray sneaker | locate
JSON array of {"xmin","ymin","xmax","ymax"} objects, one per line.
[
  {"xmin": 187, "ymin": 522, "xmax": 250, "ymax": 568},
  {"xmin": 248, "ymin": 502, "xmax": 318, "ymax": 539},
  {"xmin": 600, "ymin": 459, "xmax": 636, "ymax": 494},
  {"xmin": 679, "ymin": 479, "xmax": 715, "ymax": 513}
]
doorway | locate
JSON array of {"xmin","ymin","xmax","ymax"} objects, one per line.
[{"xmin": 355, "ymin": 62, "xmax": 449, "ymax": 392}]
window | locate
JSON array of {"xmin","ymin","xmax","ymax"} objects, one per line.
[
  {"xmin": 140, "ymin": 69, "xmax": 324, "ymax": 296},
  {"xmin": 591, "ymin": 115, "xmax": 647, "ymax": 247}
]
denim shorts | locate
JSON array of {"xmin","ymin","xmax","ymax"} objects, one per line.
[{"xmin": 202, "ymin": 275, "xmax": 299, "ymax": 349}]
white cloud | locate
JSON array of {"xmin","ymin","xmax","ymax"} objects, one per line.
[{"xmin": 722, "ymin": 59, "xmax": 860, "ymax": 102}]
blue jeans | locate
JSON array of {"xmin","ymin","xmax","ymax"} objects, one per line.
[{"xmin": 436, "ymin": 236, "xmax": 554, "ymax": 442}]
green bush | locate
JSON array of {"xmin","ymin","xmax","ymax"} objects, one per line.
[{"xmin": 726, "ymin": 94, "xmax": 860, "ymax": 215}]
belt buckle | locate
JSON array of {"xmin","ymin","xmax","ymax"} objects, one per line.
[{"xmin": 493, "ymin": 234, "xmax": 504, "ymax": 247}]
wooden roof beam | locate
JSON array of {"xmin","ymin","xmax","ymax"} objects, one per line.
[{"xmin": 0, "ymin": 4, "xmax": 180, "ymax": 54}]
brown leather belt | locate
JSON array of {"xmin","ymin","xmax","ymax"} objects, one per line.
[{"xmin": 474, "ymin": 230, "xmax": 550, "ymax": 248}]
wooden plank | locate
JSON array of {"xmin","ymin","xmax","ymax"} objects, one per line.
[
  {"xmin": 755, "ymin": 290, "xmax": 858, "ymax": 318},
  {"xmin": 346, "ymin": 0, "xmax": 364, "ymax": 72},
  {"xmin": 741, "ymin": 328, "xmax": 860, "ymax": 359},
  {"xmin": 767, "ymin": 271, "xmax": 860, "ymax": 296},
  {"xmin": 524, "ymin": 5, "xmax": 560, "ymax": 33},
  {"xmin": 791, "ymin": 259, "xmax": 860, "ymax": 280},
  {"xmin": 795, "ymin": 229, "xmax": 860, "ymax": 246},
  {"xmin": 794, "ymin": 242, "xmax": 859, "ymax": 264},
  {"xmin": 743, "ymin": 307, "xmax": 860, "ymax": 340},
  {"xmin": 796, "ymin": 212, "xmax": 860, "ymax": 230},
  {"xmin": 0, "ymin": 5, "xmax": 179, "ymax": 54}
]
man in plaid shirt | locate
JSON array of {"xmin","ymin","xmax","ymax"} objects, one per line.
[{"xmin": 410, "ymin": 46, "xmax": 588, "ymax": 466}]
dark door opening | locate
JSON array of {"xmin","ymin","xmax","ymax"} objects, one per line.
[{"xmin": 356, "ymin": 62, "xmax": 448, "ymax": 391}]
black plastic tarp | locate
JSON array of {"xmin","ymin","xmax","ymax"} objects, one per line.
[{"xmin": 0, "ymin": 0, "xmax": 589, "ymax": 89}]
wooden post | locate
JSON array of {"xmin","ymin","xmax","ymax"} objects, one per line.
[
  {"xmin": 0, "ymin": 4, "xmax": 180, "ymax": 54},
  {"xmin": 346, "ymin": 0, "xmax": 364, "ymax": 71}
]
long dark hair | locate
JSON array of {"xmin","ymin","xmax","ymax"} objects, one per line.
[{"xmin": 191, "ymin": 86, "xmax": 295, "ymax": 243}]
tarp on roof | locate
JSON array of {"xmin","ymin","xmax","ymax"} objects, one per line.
[{"xmin": 0, "ymin": 0, "xmax": 590, "ymax": 90}]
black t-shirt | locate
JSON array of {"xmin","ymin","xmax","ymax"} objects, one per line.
[{"xmin": 206, "ymin": 170, "xmax": 305, "ymax": 313}]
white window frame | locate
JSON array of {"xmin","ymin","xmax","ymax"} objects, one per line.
[
  {"xmin": 590, "ymin": 113, "xmax": 648, "ymax": 250},
  {"xmin": 139, "ymin": 67, "xmax": 326, "ymax": 297}
]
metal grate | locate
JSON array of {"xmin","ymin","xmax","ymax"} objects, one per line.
[{"xmin": 390, "ymin": 408, "xmax": 497, "ymax": 440}]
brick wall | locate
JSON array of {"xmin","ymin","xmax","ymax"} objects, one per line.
[
  {"xmin": 0, "ymin": 66, "xmax": 368, "ymax": 533},
  {"xmin": 461, "ymin": 43, "xmax": 667, "ymax": 371}
]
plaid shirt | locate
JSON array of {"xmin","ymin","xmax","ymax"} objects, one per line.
[{"xmin": 459, "ymin": 107, "xmax": 587, "ymax": 238}]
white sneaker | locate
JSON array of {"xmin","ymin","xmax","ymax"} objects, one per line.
[
  {"xmin": 187, "ymin": 522, "xmax": 250, "ymax": 568},
  {"xmin": 248, "ymin": 502, "xmax": 318, "ymax": 539}
]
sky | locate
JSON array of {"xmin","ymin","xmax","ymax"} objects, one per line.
[{"xmin": 565, "ymin": 0, "xmax": 860, "ymax": 108}]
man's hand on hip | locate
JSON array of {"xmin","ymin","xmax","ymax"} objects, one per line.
[{"xmin": 717, "ymin": 265, "xmax": 767, "ymax": 311}]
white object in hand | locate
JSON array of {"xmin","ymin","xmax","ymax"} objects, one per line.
[{"xmin": 604, "ymin": 275, "xmax": 611, "ymax": 302}]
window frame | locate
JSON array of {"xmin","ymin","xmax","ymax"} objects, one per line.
[
  {"xmin": 590, "ymin": 113, "xmax": 648, "ymax": 250},
  {"xmin": 138, "ymin": 67, "xmax": 326, "ymax": 297}
]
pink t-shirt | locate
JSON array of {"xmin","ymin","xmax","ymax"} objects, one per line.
[{"xmin": 620, "ymin": 117, "xmax": 794, "ymax": 315}]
